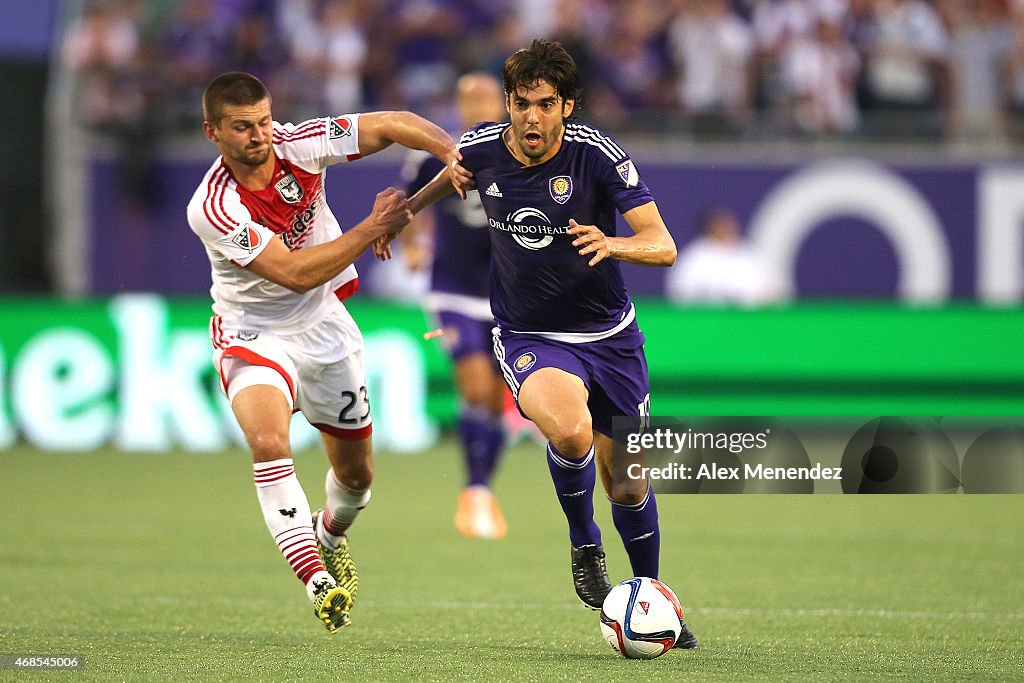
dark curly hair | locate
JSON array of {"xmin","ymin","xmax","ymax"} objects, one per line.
[{"xmin": 502, "ymin": 39, "xmax": 582, "ymax": 111}]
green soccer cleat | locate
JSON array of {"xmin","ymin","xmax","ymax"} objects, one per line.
[
  {"xmin": 310, "ymin": 577, "xmax": 352, "ymax": 634},
  {"xmin": 313, "ymin": 511, "xmax": 359, "ymax": 606}
]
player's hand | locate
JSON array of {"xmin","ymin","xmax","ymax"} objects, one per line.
[
  {"xmin": 374, "ymin": 234, "xmax": 395, "ymax": 261},
  {"xmin": 445, "ymin": 148, "xmax": 474, "ymax": 200},
  {"xmin": 370, "ymin": 187, "xmax": 413, "ymax": 237},
  {"xmin": 569, "ymin": 219, "xmax": 616, "ymax": 267}
]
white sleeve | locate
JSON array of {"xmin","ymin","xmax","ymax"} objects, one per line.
[
  {"xmin": 187, "ymin": 183, "xmax": 276, "ymax": 267},
  {"xmin": 272, "ymin": 114, "xmax": 363, "ymax": 173}
]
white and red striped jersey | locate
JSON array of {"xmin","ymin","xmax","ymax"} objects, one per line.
[{"xmin": 187, "ymin": 114, "xmax": 364, "ymax": 332}]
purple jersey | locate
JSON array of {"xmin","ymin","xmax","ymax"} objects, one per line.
[
  {"xmin": 404, "ymin": 153, "xmax": 491, "ymax": 298},
  {"xmin": 457, "ymin": 121, "xmax": 653, "ymax": 334}
]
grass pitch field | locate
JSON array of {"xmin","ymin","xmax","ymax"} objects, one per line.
[{"xmin": 2, "ymin": 440, "xmax": 1022, "ymax": 681}]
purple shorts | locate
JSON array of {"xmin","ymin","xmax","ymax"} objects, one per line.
[
  {"xmin": 492, "ymin": 324, "xmax": 649, "ymax": 438},
  {"xmin": 434, "ymin": 309, "xmax": 495, "ymax": 361}
]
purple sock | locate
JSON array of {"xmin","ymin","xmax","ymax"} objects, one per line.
[
  {"xmin": 546, "ymin": 442, "xmax": 601, "ymax": 548},
  {"xmin": 458, "ymin": 405, "xmax": 504, "ymax": 487},
  {"xmin": 610, "ymin": 487, "xmax": 660, "ymax": 578}
]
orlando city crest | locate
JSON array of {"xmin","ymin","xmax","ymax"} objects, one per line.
[
  {"xmin": 274, "ymin": 173, "xmax": 304, "ymax": 204},
  {"xmin": 549, "ymin": 176, "xmax": 573, "ymax": 204},
  {"xmin": 514, "ymin": 352, "xmax": 537, "ymax": 373}
]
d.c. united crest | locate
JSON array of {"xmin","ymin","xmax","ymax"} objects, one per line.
[
  {"xmin": 275, "ymin": 173, "xmax": 304, "ymax": 204},
  {"xmin": 330, "ymin": 116, "xmax": 353, "ymax": 138},
  {"xmin": 231, "ymin": 223, "xmax": 262, "ymax": 252},
  {"xmin": 549, "ymin": 176, "xmax": 573, "ymax": 204}
]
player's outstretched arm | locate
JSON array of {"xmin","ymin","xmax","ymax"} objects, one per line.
[
  {"xmin": 569, "ymin": 201, "xmax": 677, "ymax": 268},
  {"xmin": 373, "ymin": 168, "xmax": 460, "ymax": 260},
  {"xmin": 408, "ymin": 168, "xmax": 459, "ymax": 214},
  {"xmin": 399, "ymin": 205, "xmax": 436, "ymax": 271},
  {"xmin": 247, "ymin": 187, "xmax": 412, "ymax": 293},
  {"xmin": 356, "ymin": 112, "xmax": 473, "ymax": 198}
]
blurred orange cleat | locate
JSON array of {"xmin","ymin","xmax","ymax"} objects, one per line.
[{"xmin": 454, "ymin": 485, "xmax": 508, "ymax": 539}]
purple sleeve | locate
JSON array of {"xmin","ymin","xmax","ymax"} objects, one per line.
[
  {"xmin": 456, "ymin": 122, "xmax": 504, "ymax": 175},
  {"xmin": 595, "ymin": 152, "xmax": 654, "ymax": 215}
]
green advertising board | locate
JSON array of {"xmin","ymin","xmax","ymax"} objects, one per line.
[
  {"xmin": 641, "ymin": 303, "xmax": 1024, "ymax": 416},
  {"xmin": 0, "ymin": 295, "xmax": 1021, "ymax": 452}
]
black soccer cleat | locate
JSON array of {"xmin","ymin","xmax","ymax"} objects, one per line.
[
  {"xmin": 571, "ymin": 544, "xmax": 612, "ymax": 609},
  {"xmin": 672, "ymin": 618, "xmax": 700, "ymax": 649}
]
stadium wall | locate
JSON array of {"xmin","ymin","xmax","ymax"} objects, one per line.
[
  {"xmin": 0, "ymin": 295, "xmax": 1021, "ymax": 453},
  {"xmin": 84, "ymin": 157, "xmax": 1024, "ymax": 302}
]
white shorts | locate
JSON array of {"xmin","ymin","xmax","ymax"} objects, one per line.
[{"xmin": 211, "ymin": 305, "xmax": 372, "ymax": 440}]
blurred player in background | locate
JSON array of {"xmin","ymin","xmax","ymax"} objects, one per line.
[
  {"xmin": 666, "ymin": 206, "xmax": 771, "ymax": 305},
  {"xmin": 401, "ymin": 73, "xmax": 510, "ymax": 539},
  {"xmin": 393, "ymin": 40, "xmax": 698, "ymax": 648},
  {"xmin": 186, "ymin": 71, "xmax": 470, "ymax": 633}
]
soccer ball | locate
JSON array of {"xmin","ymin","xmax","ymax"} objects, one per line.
[{"xmin": 599, "ymin": 577, "xmax": 684, "ymax": 659}]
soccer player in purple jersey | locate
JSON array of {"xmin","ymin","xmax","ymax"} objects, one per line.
[
  {"xmin": 390, "ymin": 39, "xmax": 697, "ymax": 648},
  {"xmin": 402, "ymin": 73, "xmax": 510, "ymax": 539}
]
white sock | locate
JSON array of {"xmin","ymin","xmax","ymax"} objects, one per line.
[
  {"xmin": 318, "ymin": 468, "xmax": 371, "ymax": 551},
  {"xmin": 253, "ymin": 459, "xmax": 333, "ymax": 600}
]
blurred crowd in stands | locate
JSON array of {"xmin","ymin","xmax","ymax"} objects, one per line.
[{"xmin": 62, "ymin": 0, "xmax": 1024, "ymax": 145}]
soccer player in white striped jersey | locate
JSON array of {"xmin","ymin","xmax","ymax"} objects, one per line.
[{"xmin": 187, "ymin": 71, "xmax": 472, "ymax": 633}]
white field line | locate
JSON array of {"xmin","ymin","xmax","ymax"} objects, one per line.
[
  {"xmin": 694, "ymin": 606, "xmax": 1024, "ymax": 621},
  {"xmin": 383, "ymin": 601, "xmax": 1024, "ymax": 621}
]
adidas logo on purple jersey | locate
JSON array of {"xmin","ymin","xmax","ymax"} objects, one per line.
[{"xmin": 485, "ymin": 182, "xmax": 502, "ymax": 197}]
